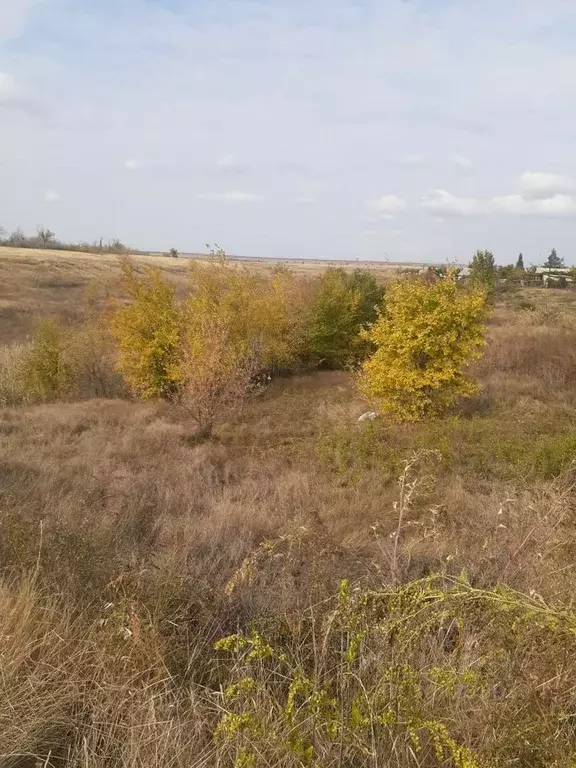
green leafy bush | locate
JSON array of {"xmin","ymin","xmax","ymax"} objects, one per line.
[
  {"xmin": 530, "ymin": 431, "xmax": 576, "ymax": 478},
  {"xmin": 306, "ymin": 268, "xmax": 384, "ymax": 369},
  {"xmin": 316, "ymin": 419, "xmax": 400, "ymax": 482},
  {"xmin": 22, "ymin": 318, "xmax": 73, "ymax": 401},
  {"xmin": 469, "ymin": 250, "xmax": 496, "ymax": 298}
]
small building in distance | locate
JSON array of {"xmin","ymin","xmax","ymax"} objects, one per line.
[{"xmin": 534, "ymin": 267, "xmax": 573, "ymax": 287}]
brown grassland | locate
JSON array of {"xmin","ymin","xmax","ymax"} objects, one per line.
[{"xmin": 3, "ymin": 247, "xmax": 576, "ymax": 767}]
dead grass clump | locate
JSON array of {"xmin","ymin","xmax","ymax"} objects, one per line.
[
  {"xmin": 478, "ymin": 325, "xmax": 576, "ymax": 391},
  {"xmin": 0, "ymin": 574, "xmax": 216, "ymax": 768},
  {"xmin": 0, "ymin": 342, "xmax": 31, "ymax": 406},
  {"xmin": 6, "ymin": 317, "xmax": 123, "ymax": 406},
  {"xmin": 0, "ymin": 577, "xmax": 85, "ymax": 765}
]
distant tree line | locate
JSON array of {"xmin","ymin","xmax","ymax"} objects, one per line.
[
  {"xmin": 498, "ymin": 248, "xmax": 566, "ymax": 274},
  {"xmin": 0, "ymin": 225, "xmax": 133, "ymax": 255},
  {"xmin": 469, "ymin": 248, "xmax": 571, "ymax": 287}
]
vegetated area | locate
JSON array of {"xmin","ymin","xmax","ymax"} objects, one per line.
[
  {"xmin": 2, "ymin": 245, "xmax": 576, "ymax": 767},
  {"xmin": 0, "ymin": 247, "xmax": 402, "ymax": 344}
]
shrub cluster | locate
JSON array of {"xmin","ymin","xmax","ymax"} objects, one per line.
[
  {"xmin": 4, "ymin": 258, "xmax": 490, "ymax": 430},
  {"xmin": 107, "ymin": 259, "xmax": 392, "ymax": 434},
  {"xmin": 0, "ymin": 315, "xmax": 121, "ymax": 406}
]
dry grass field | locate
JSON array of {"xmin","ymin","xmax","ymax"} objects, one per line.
[
  {"xmin": 3, "ymin": 249, "xmax": 576, "ymax": 766},
  {"xmin": 0, "ymin": 248, "xmax": 192, "ymax": 343},
  {"xmin": 0, "ymin": 247, "xmax": 410, "ymax": 344}
]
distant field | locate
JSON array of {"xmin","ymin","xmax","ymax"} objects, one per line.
[
  {"xmin": 0, "ymin": 247, "xmax": 190, "ymax": 343},
  {"xmin": 0, "ymin": 246, "xmax": 421, "ymax": 343}
]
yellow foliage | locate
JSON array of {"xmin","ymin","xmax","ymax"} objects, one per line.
[
  {"xmin": 180, "ymin": 311, "xmax": 257, "ymax": 436},
  {"xmin": 358, "ymin": 275, "xmax": 489, "ymax": 421},
  {"xmin": 109, "ymin": 260, "xmax": 182, "ymax": 400},
  {"xmin": 16, "ymin": 311, "xmax": 119, "ymax": 404},
  {"xmin": 22, "ymin": 318, "xmax": 74, "ymax": 401},
  {"xmin": 186, "ymin": 259, "xmax": 305, "ymax": 372},
  {"xmin": 181, "ymin": 259, "xmax": 309, "ymax": 434},
  {"xmin": 108, "ymin": 256, "xmax": 308, "ymax": 434}
]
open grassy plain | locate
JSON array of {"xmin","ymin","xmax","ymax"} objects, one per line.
[{"xmin": 2, "ymin": 249, "xmax": 576, "ymax": 766}]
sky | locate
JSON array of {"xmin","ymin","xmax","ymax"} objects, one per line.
[{"xmin": 2, "ymin": 0, "xmax": 576, "ymax": 263}]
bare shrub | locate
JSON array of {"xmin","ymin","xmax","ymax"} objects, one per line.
[
  {"xmin": 180, "ymin": 317, "xmax": 260, "ymax": 438},
  {"xmin": 66, "ymin": 316, "xmax": 124, "ymax": 399}
]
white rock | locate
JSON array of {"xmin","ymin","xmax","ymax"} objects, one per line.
[{"xmin": 358, "ymin": 411, "xmax": 379, "ymax": 422}]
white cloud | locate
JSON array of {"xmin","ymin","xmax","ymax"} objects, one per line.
[
  {"xmin": 295, "ymin": 196, "xmax": 316, "ymax": 204},
  {"xmin": 536, "ymin": 195, "xmax": 576, "ymax": 216},
  {"xmin": 422, "ymin": 187, "xmax": 576, "ymax": 218},
  {"xmin": 370, "ymin": 195, "xmax": 406, "ymax": 214},
  {"xmin": 492, "ymin": 193, "xmax": 576, "ymax": 217},
  {"xmin": 0, "ymin": 69, "xmax": 44, "ymax": 115},
  {"xmin": 452, "ymin": 154, "xmax": 474, "ymax": 172},
  {"xmin": 0, "ymin": 1, "xmax": 38, "ymax": 40},
  {"xmin": 0, "ymin": 72, "xmax": 17, "ymax": 100},
  {"xmin": 520, "ymin": 171, "xmax": 575, "ymax": 199},
  {"xmin": 124, "ymin": 158, "xmax": 140, "ymax": 170},
  {"xmin": 215, "ymin": 154, "xmax": 246, "ymax": 174},
  {"xmin": 398, "ymin": 153, "xmax": 424, "ymax": 165},
  {"xmin": 490, "ymin": 195, "xmax": 525, "ymax": 214},
  {"xmin": 197, "ymin": 191, "xmax": 264, "ymax": 203},
  {"xmin": 216, "ymin": 154, "xmax": 236, "ymax": 169},
  {"xmin": 44, "ymin": 189, "xmax": 61, "ymax": 203},
  {"xmin": 421, "ymin": 190, "xmax": 482, "ymax": 217}
]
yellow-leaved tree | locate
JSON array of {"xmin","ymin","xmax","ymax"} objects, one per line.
[
  {"xmin": 22, "ymin": 318, "xmax": 74, "ymax": 401},
  {"xmin": 110, "ymin": 254, "xmax": 309, "ymax": 437},
  {"xmin": 182, "ymin": 257, "xmax": 307, "ymax": 434},
  {"xmin": 358, "ymin": 274, "xmax": 489, "ymax": 421},
  {"xmin": 109, "ymin": 260, "xmax": 182, "ymax": 400},
  {"xmin": 186, "ymin": 258, "xmax": 305, "ymax": 374}
]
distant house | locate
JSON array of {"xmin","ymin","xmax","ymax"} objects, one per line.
[
  {"xmin": 534, "ymin": 267, "xmax": 573, "ymax": 287},
  {"xmin": 534, "ymin": 267, "xmax": 572, "ymax": 276}
]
